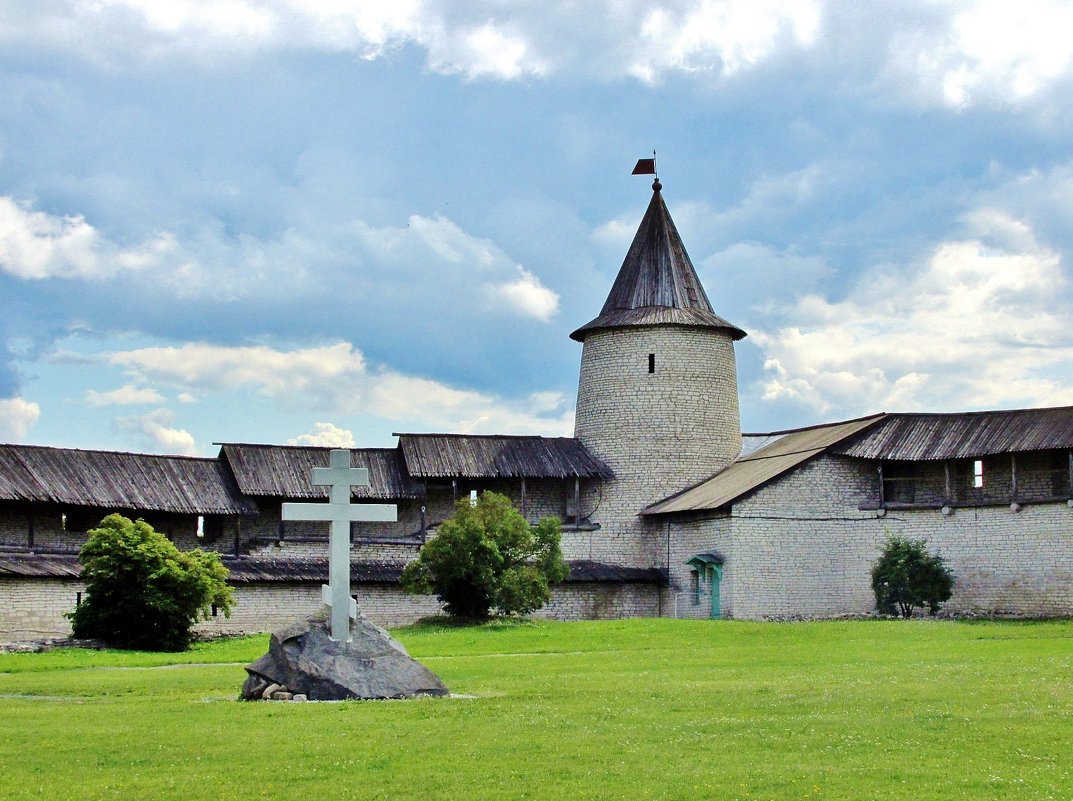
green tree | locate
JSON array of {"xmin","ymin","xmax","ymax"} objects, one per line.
[
  {"xmin": 872, "ymin": 536, "xmax": 954, "ymax": 618},
  {"xmin": 68, "ymin": 513, "xmax": 234, "ymax": 651},
  {"xmin": 400, "ymin": 491, "xmax": 569, "ymax": 619}
]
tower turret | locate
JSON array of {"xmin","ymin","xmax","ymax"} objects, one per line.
[{"xmin": 573, "ymin": 178, "xmax": 746, "ymax": 536}]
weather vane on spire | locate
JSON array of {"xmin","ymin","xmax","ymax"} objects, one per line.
[{"xmin": 632, "ymin": 150, "xmax": 660, "ymax": 190}]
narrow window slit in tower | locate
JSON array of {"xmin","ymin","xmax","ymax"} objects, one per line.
[{"xmin": 648, "ymin": 353, "xmax": 655, "ymax": 373}]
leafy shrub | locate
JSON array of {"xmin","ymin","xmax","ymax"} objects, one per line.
[
  {"xmin": 872, "ymin": 535, "xmax": 954, "ymax": 618},
  {"xmin": 68, "ymin": 513, "xmax": 234, "ymax": 651},
  {"xmin": 400, "ymin": 491, "xmax": 569, "ymax": 620}
]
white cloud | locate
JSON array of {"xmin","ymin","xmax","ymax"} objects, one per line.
[
  {"xmin": 887, "ymin": 0, "xmax": 1073, "ymax": 108},
  {"xmin": 754, "ymin": 211, "xmax": 1073, "ymax": 416},
  {"xmin": 108, "ymin": 340, "xmax": 574, "ymax": 435},
  {"xmin": 0, "ymin": 397, "xmax": 42, "ymax": 441},
  {"xmin": 287, "ymin": 421, "xmax": 356, "ymax": 447},
  {"xmin": 0, "ymin": 1, "xmax": 815, "ymax": 83},
  {"xmin": 629, "ymin": 0, "xmax": 820, "ymax": 83},
  {"xmin": 112, "ymin": 409, "xmax": 197, "ymax": 455},
  {"xmin": 486, "ymin": 266, "xmax": 559, "ymax": 321},
  {"xmin": 85, "ymin": 384, "xmax": 165, "ymax": 406},
  {"xmin": 0, "ymin": 198, "xmax": 559, "ymax": 322},
  {"xmin": 0, "ymin": 196, "xmax": 171, "ymax": 281},
  {"xmin": 7, "ymin": 0, "xmax": 1073, "ymax": 102}
]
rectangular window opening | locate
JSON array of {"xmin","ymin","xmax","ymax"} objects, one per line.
[
  {"xmin": 690, "ymin": 570, "xmax": 700, "ymax": 606},
  {"xmin": 196, "ymin": 514, "xmax": 205, "ymax": 538},
  {"xmin": 973, "ymin": 459, "xmax": 984, "ymax": 489},
  {"xmin": 648, "ymin": 353, "xmax": 655, "ymax": 373}
]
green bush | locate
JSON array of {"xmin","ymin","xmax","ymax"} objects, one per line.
[
  {"xmin": 68, "ymin": 513, "xmax": 234, "ymax": 651},
  {"xmin": 400, "ymin": 491, "xmax": 569, "ymax": 620},
  {"xmin": 872, "ymin": 535, "xmax": 954, "ymax": 618}
]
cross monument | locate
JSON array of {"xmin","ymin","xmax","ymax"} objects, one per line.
[{"xmin": 281, "ymin": 449, "xmax": 397, "ymax": 642}]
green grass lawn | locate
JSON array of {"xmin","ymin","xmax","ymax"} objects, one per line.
[{"xmin": 0, "ymin": 619, "xmax": 1070, "ymax": 801}]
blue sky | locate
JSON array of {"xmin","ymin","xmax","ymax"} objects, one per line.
[{"xmin": 2, "ymin": 1, "xmax": 1073, "ymax": 455}]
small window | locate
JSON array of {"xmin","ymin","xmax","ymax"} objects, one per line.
[
  {"xmin": 211, "ymin": 604, "xmax": 218, "ymax": 617},
  {"xmin": 648, "ymin": 353, "xmax": 655, "ymax": 373},
  {"xmin": 196, "ymin": 515, "xmax": 205, "ymax": 538},
  {"xmin": 469, "ymin": 489, "xmax": 478, "ymax": 506},
  {"xmin": 973, "ymin": 460, "xmax": 984, "ymax": 489}
]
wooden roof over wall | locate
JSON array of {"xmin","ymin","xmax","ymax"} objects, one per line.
[
  {"xmin": 396, "ymin": 434, "xmax": 614, "ymax": 479},
  {"xmin": 832, "ymin": 406, "xmax": 1073, "ymax": 461},
  {"xmin": 0, "ymin": 444, "xmax": 256, "ymax": 515},
  {"xmin": 0, "ymin": 554, "xmax": 661, "ymax": 585},
  {"xmin": 218, "ymin": 444, "xmax": 422, "ymax": 499}
]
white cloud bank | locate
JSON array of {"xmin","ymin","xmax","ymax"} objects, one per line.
[
  {"xmin": 108, "ymin": 341, "xmax": 574, "ymax": 435},
  {"xmin": 0, "ymin": 197, "xmax": 174, "ymax": 281},
  {"xmin": 0, "ymin": 397, "xmax": 42, "ymax": 441},
  {"xmin": 755, "ymin": 211, "xmax": 1073, "ymax": 417},
  {"xmin": 6, "ymin": 1, "xmax": 1073, "ymax": 105},
  {"xmin": 85, "ymin": 384, "xmax": 165, "ymax": 406},
  {"xmin": 0, "ymin": 197, "xmax": 558, "ymax": 320}
]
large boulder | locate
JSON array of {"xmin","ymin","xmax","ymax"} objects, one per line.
[{"xmin": 241, "ymin": 615, "xmax": 449, "ymax": 701}]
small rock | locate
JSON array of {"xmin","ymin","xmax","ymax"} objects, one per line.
[
  {"xmin": 292, "ymin": 694, "xmax": 308, "ymax": 702},
  {"xmin": 261, "ymin": 682, "xmax": 281, "ymax": 700},
  {"xmin": 271, "ymin": 691, "xmax": 293, "ymax": 701}
]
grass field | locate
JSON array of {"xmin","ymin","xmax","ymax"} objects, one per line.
[{"xmin": 0, "ymin": 619, "xmax": 1070, "ymax": 800}]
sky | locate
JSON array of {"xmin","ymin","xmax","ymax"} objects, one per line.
[{"xmin": 2, "ymin": 1, "xmax": 1073, "ymax": 456}]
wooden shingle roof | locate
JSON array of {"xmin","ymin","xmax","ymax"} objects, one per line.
[
  {"xmin": 0, "ymin": 444, "xmax": 256, "ymax": 515},
  {"xmin": 218, "ymin": 444, "xmax": 422, "ymax": 499},
  {"xmin": 832, "ymin": 406, "xmax": 1073, "ymax": 461},
  {"xmin": 571, "ymin": 180, "xmax": 746, "ymax": 342},
  {"xmin": 0, "ymin": 554, "xmax": 661, "ymax": 585},
  {"xmin": 396, "ymin": 434, "xmax": 614, "ymax": 479}
]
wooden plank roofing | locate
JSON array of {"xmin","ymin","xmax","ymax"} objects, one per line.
[
  {"xmin": 396, "ymin": 434, "xmax": 614, "ymax": 479},
  {"xmin": 0, "ymin": 444, "xmax": 256, "ymax": 515},
  {"xmin": 832, "ymin": 406, "xmax": 1073, "ymax": 461},
  {"xmin": 571, "ymin": 181, "xmax": 746, "ymax": 342},
  {"xmin": 642, "ymin": 414, "xmax": 887, "ymax": 515},
  {"xmin": 0, "ymin": 554, "xmax": 661, "ymax": 585},
  {"xmin": 218, "ymin": 444, "xmax": 422, "ymax": 499}
]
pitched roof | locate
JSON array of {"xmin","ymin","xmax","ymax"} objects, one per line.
[
  {"xmin": 218, "ymin": 444, "xmax": 422, "ymax": 499},
  {"xmin": 0, "ymin": 554, "xmax": 661, "ymax": 585},
  {"xmin": 0, "ymin": 444, "xmax": 256, "ymax": 515},
  {"xmin": 832, "ymin": 405, "xmax": 1073, "ymax": 461},
  {"xmin": 396, "ymin": 434, "xmax": 614, "ymax": 479},
  {"xmin": 570, "ymin": 179, "xmax": 746, "ymax": 342},
  {"xmin": 642, "ymin": 414, "xmax": 887, "ymax": 515}
]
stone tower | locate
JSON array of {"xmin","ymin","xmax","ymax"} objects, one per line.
[{"xmin": 571, "ymin": 178, "xmax": 746, "ymax": 562}]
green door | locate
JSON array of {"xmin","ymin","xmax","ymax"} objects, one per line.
[
  {"xmin": 687, "ymin": 554, "xmax": 725, "ymax": 620},
  {"xmin": 708, "ymin": 565, "xmax": 722, "ymax": 620}
]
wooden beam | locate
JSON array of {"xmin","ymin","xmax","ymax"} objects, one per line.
[
  {"xmin": 574, "ymin": 476, "xmax": 581, "ymax": 525},
  {"xmin": 1011, "ymin": 453, "xmax": 1018, "ymax": 501},
  {"xmin": 877, "ymin": 463, "xmax": 885, "ymax": 508},
  {"xmin": 520, "ymin": 477, "xmax": 527, "ymax": 519},
  {"xmin": 944, "ymin": 462, "xmax": 952, "ymax": 502}
]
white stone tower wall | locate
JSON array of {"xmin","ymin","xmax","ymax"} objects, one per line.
[{"xmin": 574, "ymin": 325, "xmax": 742, "ymax": 568}]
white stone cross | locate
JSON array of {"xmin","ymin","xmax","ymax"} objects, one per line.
[{"xmin": 281, "ymin": 449, "xmax": 397, "ymax": 642}]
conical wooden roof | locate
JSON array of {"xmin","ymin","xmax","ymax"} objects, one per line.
[{"xmin": 570, "ymin": 179, "xmax": 746, "ymax": 342}]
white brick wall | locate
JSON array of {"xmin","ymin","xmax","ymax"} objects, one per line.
[
  {"xmin": 1, "ymin": 578, "xmax": 661, "ymax": 639},
  {"xmin": 667, "ymin": 453, "xmax": 1073, "ymax": 619}
]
